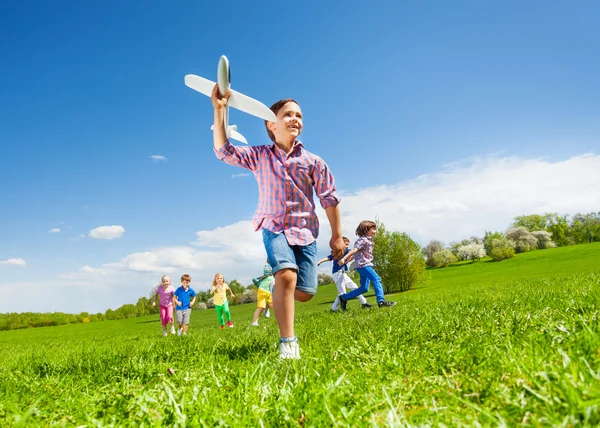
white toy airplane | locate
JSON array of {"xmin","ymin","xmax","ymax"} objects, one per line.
[{"xmin": 184, "ymin": 55, "xmax": 277, "ymax": 144}]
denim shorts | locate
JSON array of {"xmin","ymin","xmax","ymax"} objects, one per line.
[{"xmin": 262, "ymin": 228, "xmax": 318, "ymax": 295}]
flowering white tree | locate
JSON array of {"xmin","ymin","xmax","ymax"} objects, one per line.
[
  {"xmin": 531, "ymin": 230, "xmax": 556, "ymax": 249},
  {"xmin": 457, "ymin": 242, "xmax": 486, "ymax": 262},
  {"xmin": 506, "ymin": 227, "xmax": 538, "ymax": 253}
]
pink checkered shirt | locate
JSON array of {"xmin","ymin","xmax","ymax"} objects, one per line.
[
  {"xmin": 215, "ymin": 140, "xmax": 340, "ymax": 246},
  {"xmin": 353, "ymin": 236, "xmax": 374, "ymax": 268}
]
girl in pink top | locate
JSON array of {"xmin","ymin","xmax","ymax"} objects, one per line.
[{"xmin": 152, "ymin": 275, "xmax": 176, "ymax": 336}]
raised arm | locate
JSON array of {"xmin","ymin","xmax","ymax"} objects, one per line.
[{"xmin": 212, "ymin": 84, "xmax": 229, "ymax": 151}]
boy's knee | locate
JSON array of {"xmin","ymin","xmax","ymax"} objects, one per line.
[
  {"xmin": 275, "ymin": 268, "xmax": 297, "ymax": 287},
  {"xmin": 295, "ymin": 290, "xmax": 313, "ymax": 302}
]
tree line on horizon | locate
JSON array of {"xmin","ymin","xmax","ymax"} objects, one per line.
[{"xmin": 1, "ymin": 211, "xmax": 597, "ymax": 331}]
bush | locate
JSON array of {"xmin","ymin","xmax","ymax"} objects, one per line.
[
  {"xmin": 489, "ymin": 237, "xmax": 516, "ymax": 261},
  {"xmin": 318, "ymin": 273, "xmax": 334, "ymax": 286},
  {"xmin": 196, "ymin": 302, "xmax": 207, "ymax": 310},
  {"xmin": 432, "ymin": 249, "xmax": 457, "ymax": 267}
]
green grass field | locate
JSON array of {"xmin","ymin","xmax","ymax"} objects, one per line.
[{"xmin": 1, "ymin": 243, "xmax": 599, "ymax": 426}]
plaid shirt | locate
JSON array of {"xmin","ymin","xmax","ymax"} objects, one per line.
[
  {"xmin": 215, "ymin": 140, "xmax": 340, "ymax": 246},
  {"xmin": 353, "ymin": 236, "xmax": 374, "ymax": 268}
]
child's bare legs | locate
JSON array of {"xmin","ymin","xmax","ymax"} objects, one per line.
[
  {"xmin": 273, "ymin": 268, "xmax": 313, "ymax": 338},
  {"xmin": 252, "ymin": 307, "xmax": 264, "ymax": 324}
]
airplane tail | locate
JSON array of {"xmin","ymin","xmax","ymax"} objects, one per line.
[{"xmin": 210, "ymin": 124, "xmax": 248, "ymax": 144}]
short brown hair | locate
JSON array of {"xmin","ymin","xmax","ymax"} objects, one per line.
[
  {"xmin": 264, "ymin": 99, "xmax": 299, "ymax": 142},
  {"xmin": 181, "ymin": 274, "xmax": 191, "ymax": 282},
  {"xmin": 356, "ymin": 220, "xmax": 377, "ymax": 237},
  {"xmin": 342, "ymin": 236, "xmax": 350, "ymax": 243}
]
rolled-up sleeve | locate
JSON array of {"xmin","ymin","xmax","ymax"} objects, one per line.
[
  {"xmin": 314, "ymin": 157, "xmax": 341, "ymax": 209},
  {"xmin": 214, "ymin": 140, "xmax": 258, "ymax": 171}
]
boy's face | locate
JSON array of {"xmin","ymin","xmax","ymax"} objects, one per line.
[
  {"xmin": 267, "ymin": 102, "xmax": 303, "ymax": 144},
  {"xmin": 343, "ymin": 240, "xmax": 350, "ymax": 248},
  {"xmin": 181, "ymin": 279, "xmax": 190, "ymax": 289}
]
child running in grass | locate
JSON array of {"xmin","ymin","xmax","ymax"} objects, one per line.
[
  {"xmin": 338, "ymin": 221, "xmax": 397, "ymax": 310},
  {"xmin": 173, "ymin": 274, "xmax": 197, "ymax": 335},
  {"xmin": 211, "ymin": 86, "xmax": 344, "ymax": 359},
  {"xmin": 152, "ymin": 275, "xmax": 176, "ymax": 336},
  {"xmin": 318, "ymin": 237, "xmax": 372, "ymax": 311},
  {"xmin": 210, "ymin": 273, "xmax": 235, "ymax": 329},
  {"xmin": 251, "ymin": 260, "xmax": 274, "ymax": 326}
]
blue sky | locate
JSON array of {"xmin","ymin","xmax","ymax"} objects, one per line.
[{"xmin": 1, "ymin": 1, "xmax": 599, "ymax": 314}]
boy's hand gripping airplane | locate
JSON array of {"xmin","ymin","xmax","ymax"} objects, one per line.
[{"xmin": 184, "ymin": 56, "xmax": 276, "ymax": 144}]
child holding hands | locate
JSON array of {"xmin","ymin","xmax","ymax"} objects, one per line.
[
  {"xmin": 338, "ymin": 221, "xmax": 397, "ymax": 310},
  {"xmin": 211, "ymin": 87, "xmax": 344, "ymax": 359}
]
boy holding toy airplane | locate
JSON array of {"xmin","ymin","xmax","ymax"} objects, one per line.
[{"xmin": 211, "ymin": 85, "xmax": 344, "ymax": 360}]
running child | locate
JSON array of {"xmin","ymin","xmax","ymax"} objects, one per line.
[
  {"xmin": 251, "ymin": 260, "xmax": 274, "ymax": 326},
  {"xmin": 317, "ymin": 237, "xmax": 372, "ymax": 311},
  {"xmin": 338, "ymin": 221, "xmax": 397, "ymax": 310},
  {"xmin": 210, "ymin": 273, "xmax": 235, "ymax": 329},
  {"xmin": 173, "ymin": 274, "xmax": 197, "ymax": 335},
  {"xmin": 152, "ymin": 275, "xmax": 176, "ymax": 336},
  {"xmin": 211, "ymin": 86, "xmax": 344, "ymax": 359}
]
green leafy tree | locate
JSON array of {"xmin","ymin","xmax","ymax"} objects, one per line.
[
  {"xmin": 570, "ymin": 212, "xmax": 600, "ymax": 244},
  {"xmin": 512, "ymin": 214, "xmax": 547, "ymax": 231},
  {"xmin": 373, "ymin": 221, "xmax": 427, "ymax": 293},
  {"xmin": 228, "ymin": 279, "xmax": 245, "ymax": 304},
  {"xmin": 545, "ymin": 213, "xmax": 570, "ymax": 247}
]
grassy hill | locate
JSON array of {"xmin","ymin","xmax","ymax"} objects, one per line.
[{"xmin": 1, "ymin": 243, "xmax": 599, "ymax": 426}]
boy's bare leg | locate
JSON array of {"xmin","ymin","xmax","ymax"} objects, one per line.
[{"xmin": 274, "ymin": 269, "xmax": 313, "ymax": 337}]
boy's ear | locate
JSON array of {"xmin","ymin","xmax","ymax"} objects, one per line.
[{"xmin": 266, "ymin": 121, "xmax": 276, "ymax": 132}]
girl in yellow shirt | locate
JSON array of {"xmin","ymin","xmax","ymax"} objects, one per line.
[{"xmin": 210, "ymin": 273, "xmax": 235, "ymax": 328}]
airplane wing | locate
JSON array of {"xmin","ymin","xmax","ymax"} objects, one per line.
[
  {"xmin": 229, "ymin": 89, "xmax": 277, "ymax": 122},
  {"xmin": 184, "ymin": 74, "xmax": 215, "ymax": 97}
]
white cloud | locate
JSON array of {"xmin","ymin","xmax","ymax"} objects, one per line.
[
  {"xmin": 48, "ymin": 228, "xmax": 61, "ymax": 233},
  {"xmin": 89, "ymin": 225, "xmax": 125, "ymax": 240},
  {"xmin": 232, "ymin": 173, "xmax": 250, "ymax": 179},
  {"xmin": 325, "ymin": 153, "xmax": 600, "ymax": 246},
  {"xmin": 0, "ymin": 258, "xmax": 27, "ymax": 266},
  {"xmin": 6, "ymin": 153, "xmax": 599, "ymax": 314},
  {"xmin": 150, "ymin": 155, "xmax": 167, "ymax": 162}
]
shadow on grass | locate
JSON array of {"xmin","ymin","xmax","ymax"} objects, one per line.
[
  {"xmin": 136, "ymin": 319, "xmax": 160, "ymax": 324},
  {"xmin": 213, "ymin": 341, "xmax": 273, "ymax": 360}
]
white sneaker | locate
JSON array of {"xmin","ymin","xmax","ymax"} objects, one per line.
[
  {"xmin": 182, "ymin": 332, "xmax": 188, "ymax": 336},
  {"xmin": 170, "ymin": 327, "xmax": 176, "ymax": 334},
  {"xmin": 331, "ymin": 296, "xmax": 340, "ymax": 311},
  {"xmin": 264, "ymin": 308, "xmax": 270, "ymax": 318},
  {"xmin": 279, "ymin": 339, "xmax": 301, "ymax": 360},
  {"xmin": 251, "ymin": 321, "xmax": 259, "ymax": 326},
  {"xmin": 163, "ymin": 331, "xmax": 168, "ymax": 337},
  {"xmin": 177, "ymin": 329, "xmax": 182, "ymax": 336}
]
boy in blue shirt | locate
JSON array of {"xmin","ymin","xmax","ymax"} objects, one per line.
[
  {"xmin": 173, "ymin": 274, "xmax": 197, "ymax": 336},
  {"xmin": 318, "ymin": 237, "xmax": 372, "ymax": 311}
]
